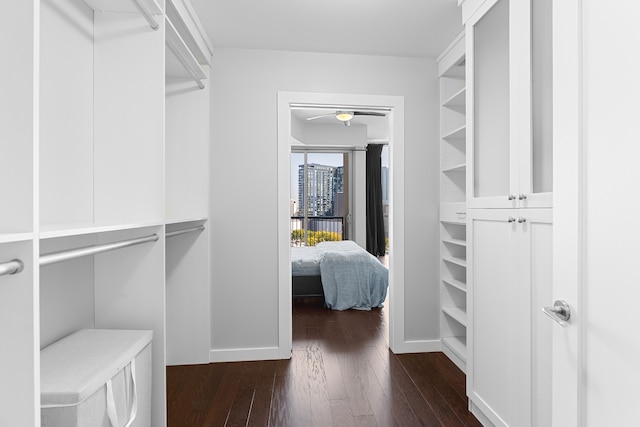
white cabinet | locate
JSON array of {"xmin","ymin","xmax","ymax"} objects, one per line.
[
  {"xmin": 466, "ymin": 0, "xmax": 553, "ymax": 209},
  {"xmin": 467, "ymin": 209, "xmax": 552, "ymax": 426},
  {"xmin": 464, "ymin": 2, "xmax": 554, "ymax": 424},
  {"xmin": 1, "ymin": 0, "xmax": 212, "ymax": 425},
  {"xmin": 438, "ymin": 33, "xmax": 468, "ymax": 372}
]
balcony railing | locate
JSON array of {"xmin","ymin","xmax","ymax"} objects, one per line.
[{"xmin": 290, "ymin": 216, "xmax": 344, "ymax": 247}]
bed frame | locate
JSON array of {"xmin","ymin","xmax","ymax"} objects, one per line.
[{"xmin": 292, "ymin": 275, "xmax": 324, "ymax": 298}]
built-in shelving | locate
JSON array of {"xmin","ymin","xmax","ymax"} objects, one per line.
[
  {"xmin": 84, "ymin": 0, "xmax": 162, "ymax": 14},
  {"xmin": 442, "ymin": 124, "xmax": 466, "ymax": 140},
  {"xmin": 443, "ymin": 306, "xmax": 467, "ymax": 326},
  {"xmin": 39, "ymin": 221, "xmax": 165, "ymax": 240},
  {"xmin": 443, "ymin": 255, "xmax": 467, "ymax": 268},
  {"xmin": 438, "ymin": 32, "xmax": 467, "ymax": 373},
  {"xmin": 165, "ymin": 17, "xmax": 206, "ymax": 87},
  {"xmin": 442, "ymin": 276, "xmax": 467, "ymax": 292},
  {"xmin": 442, "ymin": 163, "xmax": 466, "ymax": 173},
  {"xmin": 442, "ymin": 87, "xmax": 466, "ymax": 108},
  {"xmin": 0, "ymin": 0, "xmax": 212, "ymax": 425},
  {"xmin": 443, "ymin": 238, "xmax": 467, "ymax": 247},
  {"xmin": 164, "ymin": 0, "xmax": 213, "ymax": 89},
  {"xmin": 0, "ymin": 233, "xmax": 34, "ymax": 244},
  {"xmin": 443, "ymin": 336, "xmax": 467, "ymax": 361}
]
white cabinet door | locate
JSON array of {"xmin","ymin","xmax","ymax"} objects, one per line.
[
  {"xmin": 468, "ymin": 208, "xmax": 552, "ymax": 427},
  {"xmin": 518, "ymin": 209, "xmax": 553, "ymax": 427},
  {"xmin": 467, "ymin": 209, "xmax": 519, "ymax": 426},
  {"xmin": 466, "ymin": 0, "xmax": 553, "ymax": 209}
]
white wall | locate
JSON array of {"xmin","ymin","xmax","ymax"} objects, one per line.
[{"xmin": 209, "ymin": 48, "xmax": 440, "ymax": 355}]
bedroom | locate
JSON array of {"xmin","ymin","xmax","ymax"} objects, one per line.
[{"xmin": 1, "ymin": 0, "xmax": 639, "ymax": 426}]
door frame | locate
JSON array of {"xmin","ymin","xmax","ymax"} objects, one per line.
[
  {"xmin": 552, "ymin": 0, "xmax": 584, "ymax": 424},
  {"xmin": 277, "ymin": 91, "xmax": 405, "ymax": 357}
]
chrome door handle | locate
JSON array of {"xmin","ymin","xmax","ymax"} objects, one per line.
[
  {"xmin": 508, "ymin": 217, "xmax": 516, "ymax": 223},
  {"xmin": 517, "ymin": 217, "xmax": 526, "ymax": 223},
  {"xmin": 508, "ymin": 194, "xmax": 516, "ymax": 200},
  {"xmin": 518, "ymin": 193, "xmax": 527, "ymax": 200},
  {"xmin": 542, "ymin": 300, "xmax": 571, "ymax": 326}
]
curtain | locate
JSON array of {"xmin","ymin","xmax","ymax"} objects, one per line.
[{"xmin": 366, "ymin": 144, "xmax": 386, "ymax": 256}]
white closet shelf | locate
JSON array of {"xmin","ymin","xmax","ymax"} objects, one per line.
[
  {"xmin": 442, "ymin": 306, "xmax": 467, "ymax": 327},
  {"xmin": 443, "ymin": 255, "xmax": 467, "ymax": 268},
  {"xmin": 441, "ymin": 125, "xmax": 466, "ymax": 140},
  {"xmin": 0, "ymin": 232, "xmax": 34, "ymax": 244},
  {"xmin": 443, "ymin": 238, "xmax": 467, "ymax": 247},
  {"xmin": 442, "ymin": 336, "xmax": 467, "ymax": 361},
  {"xmin": 40, "ymin": 221, "xmax": 164, "ymax": 240},
  {"xmin": 84, "ymin": 0, "xmax": 162, "ymax": 14},
  {"xmin": 442, "ymin": 87, "xmax": 466, "ymax": 108},
  {"xmin": 442, "ymin": 163, "xmax": 466, "ymax": 173},
  {"xmin": 442, "ymin": 276, "xmax": 467, "ymax": 292},
  {"xmin": 166, "ymin": 0, "xmax": 213, "ymax": 67},
  {"xmin": 165, "ymin": 216, "xmax": 208, "ymax": 226},
  {"xmin": 166, "ymin": 17, "xmax": 206, "ymax": 88},
  {"xmin": 441, "ymin": 219, "xmax": 466, "ymax": 226}
]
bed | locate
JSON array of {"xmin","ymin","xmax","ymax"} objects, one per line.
[{"xmin": 291, "ymin": 240, "xmax": 388, "ymax": 310}]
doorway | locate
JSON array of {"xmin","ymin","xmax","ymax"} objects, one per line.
[{"xmin": 277, "ymin": 92, "xmax": 406, "ymax": 358}]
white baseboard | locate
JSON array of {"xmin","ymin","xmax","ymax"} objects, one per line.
[
  {"xmin": 209, "ymin": 346, "xmax": 288, "ymax": 363},
  {"xmin": 390, "ymin": 339, "xmax": 442, "ymax": 354}
]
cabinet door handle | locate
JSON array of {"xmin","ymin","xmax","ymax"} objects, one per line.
[
  {"xmin": 508, "ymin": 217, "xmax": 516, "ymax": 223},
  {"xmin": 517, "ymin": 217, "xmax": 526, "ymax": 223},
  {"xmin": 508, "ymin": 194, "xmax": 516, "ymax": 200},
  {"xmin": 518, "ymin": 193, "xmax": 527, "ymax": 200}
]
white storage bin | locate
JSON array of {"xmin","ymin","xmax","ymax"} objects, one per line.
[{"xmin": 41, "ymin": 329, "xmax": 152, "ymax": 427}]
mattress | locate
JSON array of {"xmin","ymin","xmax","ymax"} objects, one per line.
[{"xmin": 291, "ymin": 246, "xmax": 321, "ymax": 276}]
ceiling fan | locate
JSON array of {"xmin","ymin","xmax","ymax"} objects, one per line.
[{"xmin": 306, "ymin": 110, "xmax": 386, "ymax": 126}]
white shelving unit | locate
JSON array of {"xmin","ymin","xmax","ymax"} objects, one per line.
[
  {"xmin": 438, "ymin": 32, "xmax": 468, "ymax": 373},
  {"xmin": 0, "ymin": 0, "xmax": 213, "ymax": 425}
]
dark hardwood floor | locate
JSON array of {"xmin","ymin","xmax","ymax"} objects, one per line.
[{"xmin": 167, "ymin": 298, "xmax": 481, "ymax": 427}]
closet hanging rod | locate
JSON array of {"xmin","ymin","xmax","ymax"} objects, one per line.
[
  {"xmin": 165, "ymin": 38, "xmax": 205, "ymax": 89},
  {"xmin": 40, "ymin": 234, "xmax": 159, "ymax": 267},
  {"xmin": 166, "ymin": 225, "xmax": 205, "ymax": 238},
  {"xmin": 130, "ymin": 0, "xmax": 160, "ymax": 30},
  {"xmin": 0, "ymin": 259, "xmax": 25, "ymax": 277}
]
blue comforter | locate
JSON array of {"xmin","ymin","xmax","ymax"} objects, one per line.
[{"xmin": 315, "ymin": 241, "xmax": 388, "ymax": 311}]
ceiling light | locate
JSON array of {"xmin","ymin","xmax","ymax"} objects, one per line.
[{"xmin": 335, "ymin": 111, "xmax": 354, "ymax": 122}]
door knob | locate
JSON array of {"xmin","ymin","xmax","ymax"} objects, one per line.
[
  {"xmin": 517, "ymin": 217, "xmax": 526, "ymax": 223},
  {"xmin": 508, "ymin": 194, "xmax": 516, "ymax": 200},
  {"xmin": 508, "ymin": 217, "xmax": 516, "ymax": 223},
  {"xmin": 518, "ymin": 193, "xmax": 527, "ymax": 200},
  {"xmin": 542, "ymin": 300, "xmax": 571, "ymax": 326}
]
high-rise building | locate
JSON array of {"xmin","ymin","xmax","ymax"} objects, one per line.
[
  {"xmin": 381, "ymin": 166, "xmax": 389, "ymax": 203},
  {"xmin": 298, "ymin": 163, "xmax": 336, "ymax": 216}
]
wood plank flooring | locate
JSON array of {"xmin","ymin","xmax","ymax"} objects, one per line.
[{"xmin": 167, "ymin": 298, "xmax": 481, "ymax": 427}]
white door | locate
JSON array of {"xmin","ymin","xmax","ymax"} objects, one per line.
[
  {"xmin": 552, "ymin": 1, "xmax": 640, "ymax": 425},
  {"xmin": 549, "ymin": 0, "xmax": 581, "ymax": 424}
]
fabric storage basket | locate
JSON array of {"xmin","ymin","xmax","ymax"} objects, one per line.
[{"xmin": 41, "ymin": 329, "xmax": 153, "ymax": 427}]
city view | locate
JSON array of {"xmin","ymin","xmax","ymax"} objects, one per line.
[{"xmin": 291, "ymin": 152, "xmax": 389, "ymax": 247}]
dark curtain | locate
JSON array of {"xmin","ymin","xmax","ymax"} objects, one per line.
[{"xmin": 366, "ymin": 144, "xmax": 386, "ymax": 256}]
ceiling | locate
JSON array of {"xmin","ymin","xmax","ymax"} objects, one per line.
[
  {"xmin": 292, "ymin": 107, "xmax": 390, "ymax": 141},
  {"xmin": 189, "ymin": 0, "xmax": 463, "ymax": 58}
]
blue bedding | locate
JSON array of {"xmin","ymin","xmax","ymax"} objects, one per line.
[
  {"xmin": 315, "ymin": 241, "xmax": 388, "ymax": 311},
  {"xmin": 291, "ymin": 246, "xmax": 321, "ymax": 276}
]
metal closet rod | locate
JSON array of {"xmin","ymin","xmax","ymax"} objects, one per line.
[
  {"xmin": 0, "ymin": 259, "xmax": 25, "ymax": 277},
  {"xmin": 166, "ymin": 225, "xmax": 205, "ymax": 238},
  {"xmin": 130, "ymin": 0, "xmax": 160, "ymax": 31},
  {"xmin": 165, "ymin": 39, "xmax": 206, "ymax": 89},
  {"xmin": 40, "ymin": 234, "xmax": 159, "ymax": 267}
]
